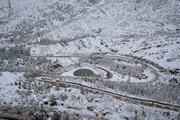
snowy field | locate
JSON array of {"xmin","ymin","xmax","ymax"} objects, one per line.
[{"xmin": 0, "ymin": 0, "xmax": 180, "ymax": 119}]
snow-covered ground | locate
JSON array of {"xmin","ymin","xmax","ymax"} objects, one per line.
[
  {"xmin": 25, "ymin": 0, "xmax": 180, "ymax": 70},
  {"xmin": 0, "ymin": 72, "xmax": 179, "ymax": 120},
  {"xmin": 0, "ymin": 0, "xmax": 180, "ymax": 119},
  {"xmin": 0, "ymin": 72, "xmax": 23, "ymax": 105}
]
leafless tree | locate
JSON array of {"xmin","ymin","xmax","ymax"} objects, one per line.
[{"xmin": 8, "ymin": 0, "xmax": 11, "ymax": 17}]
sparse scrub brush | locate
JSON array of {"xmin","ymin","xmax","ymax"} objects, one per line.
[{"xmin": 60, "ymin": 93, "xmax": 68, "ymax": 101}]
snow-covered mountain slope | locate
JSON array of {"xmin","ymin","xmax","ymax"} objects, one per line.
[
  {"xmin": 1, "ymin": 0, "xmax": 179, "ymax": 69},
  {"xmin": 0, "ymin": 0, "xmax": 180, "ymax": 119}
]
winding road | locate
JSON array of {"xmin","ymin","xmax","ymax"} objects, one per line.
[
  {"xmin": 36, "ymin": 78, "xmax": 180, "ymax": 112},
  {"xmin": 25, "ymin": 54, "xmax": 180, "ymax": 112}
]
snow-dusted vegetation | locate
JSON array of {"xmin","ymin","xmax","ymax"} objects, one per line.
[{"xmin": 0, "ymin": 0, "xmax": 180, "ymax": 119}]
